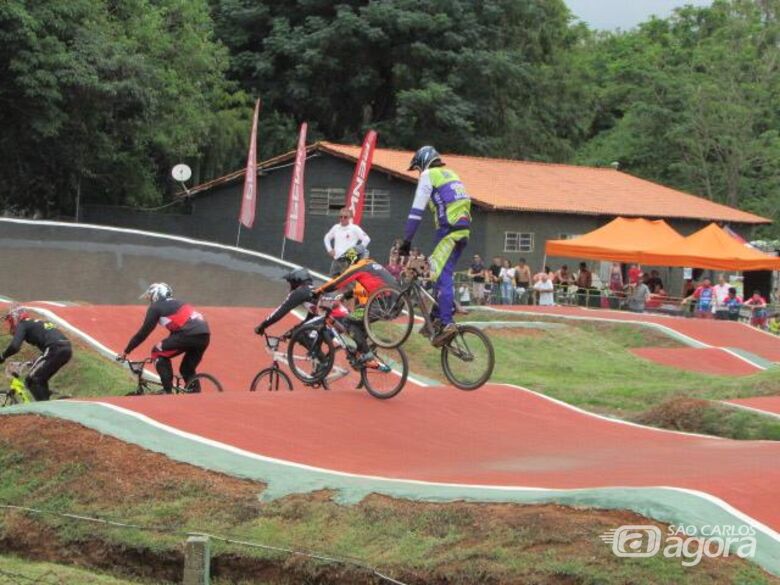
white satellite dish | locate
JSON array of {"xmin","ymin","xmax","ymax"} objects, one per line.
[{"xmin": 171, "ymin": 163, "xmax": 192, "ymax": 183}]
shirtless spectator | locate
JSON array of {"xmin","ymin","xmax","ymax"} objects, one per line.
[
  {"xmin": 514, "ymin": 258, "xmax": 532, "ymax": 304},
  {"xmin": 575, "ymin": 262, "xmax": 592, "ymax": 306},
  {"xmin": 553, "ymin": 265, "xmax": 573, "ymax": 287}
]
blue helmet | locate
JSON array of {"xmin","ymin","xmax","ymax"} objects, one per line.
[{"xmin": 408, "ymin": 146, "xmax": 442, "ymax": 171}]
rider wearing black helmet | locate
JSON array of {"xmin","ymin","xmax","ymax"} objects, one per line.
[
  {"xmin": 399, "ymin": 145, "xmax": 471, "ymax": 346},
  {"xmin": 254, "ymin": 268, "xmax": 318, "ymax": 336}
]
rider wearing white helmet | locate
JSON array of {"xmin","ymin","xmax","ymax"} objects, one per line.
[{"xmin": 119, "ymin": 283, "xmax": 210, "ymax": 393}]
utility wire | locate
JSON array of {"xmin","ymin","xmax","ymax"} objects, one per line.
[{"xmin": 0, "ymin": 504, "xmax": 410, "ymax": 585}]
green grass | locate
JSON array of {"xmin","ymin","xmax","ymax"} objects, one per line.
[
  {"xmin": 402, "ymin": 318, "xmax": 780, "ymax": 439},
  {"xmin": 0, "ymin": 553, "xmax": 158, "ymax": 584},
  {"xmin": 0, "ymin": 332, "xmax": 137, "ymax": 398},
  {"xmin": 0, "ymin": 425, "xmax": 775, "ymax": 585}
]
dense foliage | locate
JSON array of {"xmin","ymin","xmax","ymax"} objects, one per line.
[{"xmin": 1, "ymin": 0, "xmax": 778, "ymax": 232}]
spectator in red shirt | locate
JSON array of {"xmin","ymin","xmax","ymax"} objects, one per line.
[
  {"xmin": 744, "ymin": 291, "xmax": 768, "ymax": 329},
  {"xmin": 627, "ymin": 264, "xmax": 642, "ymax": 286},
  {"xmin": 684, "ymin": 278, "xmax": 716, "ymax": 318}
]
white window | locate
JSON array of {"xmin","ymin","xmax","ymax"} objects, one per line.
[
  {"xmin": 504, "ymin": 232, "xmax": 534, "ymax": 252},
  {"xmin": 558, "ymin": 233, "xmax": 583, "ymax": 240},
  {"xmin": 309, "ymin": 188, "xmax": 345, "ymax": 216},
  {"xmin": 309, "ymin": 188, "xmax": 390, "ymax": 218}
]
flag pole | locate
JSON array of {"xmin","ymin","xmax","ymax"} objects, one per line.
[
  {"xmin": 280, "ymin": 236, "xmax": 287, "ymax": 260},
  {"xmin": 236, "ymin": 223, "xmax": 242, "ymax": 248}
]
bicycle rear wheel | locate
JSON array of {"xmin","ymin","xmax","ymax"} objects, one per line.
[
  {"xmin": 250, "ymin": 368, "xmax": 293, "ymax": 392},
  {"xmin": 183, "ymin": 373, "xmax": 224, "ymax": 394},
  {"xmin": 287, "ymin": 325, "xmax": 336, "ymax": 384},
  {"xmin": 360, "ymin": 346, "xmax": 409, "ymax": 399},
  {"xmin": 363, "ymin": 288, "xmax": 415, "ymax": 349},
  {"xmin": 441, "ymin": 325, "xmax": 494, "ymax": 390}
]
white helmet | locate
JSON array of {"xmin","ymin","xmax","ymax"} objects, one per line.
[{"xmin": 141, "ymin": 283, "xmax": 173, "ymax": 303}]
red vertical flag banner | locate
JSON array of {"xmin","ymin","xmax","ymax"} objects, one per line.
[
  {"xmin": 239, "ymin": 99, "xmax": 261, "ymax": 229},
  {"xmin": 284, "ymin": 122, "xmax": 308, "ymax": 243},
  {"xmin": 345, "ymin": 130, "xmax": 377, "ymax": 225}
]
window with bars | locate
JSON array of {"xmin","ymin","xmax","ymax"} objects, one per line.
[
  {"xmin": 309, "ymin": 188, "xmax": 390, "ymax": 218},
  {"xmin": 504, "ymin": 232, "xmax": 534, "ymax": 253}
]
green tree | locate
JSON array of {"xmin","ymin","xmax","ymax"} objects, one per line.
[{"xmin": 0, "ymin": 0, "xmax": 242, "ymax": 216}]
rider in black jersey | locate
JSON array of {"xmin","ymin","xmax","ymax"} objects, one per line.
[
  {"xmin": 118, "ymin": 283, "xmax": 210, "ymax": 393},
  {"xmin": 0, "ymin": 306, "xmax": 72, "ymax": 401},
  {"xmin": 255, "ymin": 248, "xmax": 396, "ymax": 366}
]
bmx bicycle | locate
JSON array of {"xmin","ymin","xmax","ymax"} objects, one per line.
[
  {"xmin": 1, "ymin": 361, "xmax": 34, "ymax": 406},
  {"xmin": 362, "ymin": 268, "xmax": 495, "ymax": 390},
  {"xmin": 117, "ymin": 357, "xmax": 223, "ymax": 395},
  {"xmin": 286, "ymin": 296, "xmax": 409, "ymax": 399}
]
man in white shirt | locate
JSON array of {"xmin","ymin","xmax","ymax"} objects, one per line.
[
  {"xmin": 323, "ymin": 208, "xmax": 371, "ymax": 275},
  {"xmin": 712, "ymin": 274, "xmax": 731, "ymax": 316}
]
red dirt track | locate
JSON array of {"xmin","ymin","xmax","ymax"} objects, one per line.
[
  {"xmin": 727, "ymin": 397, "xmax": 780, "ymax": 417},
  {"xmin": 26, "ymin": 304, "xmax": 780, "ymax": 535},
  {"xmin": 631, "ymin": 347, "xmax": 763, "ymax": 376}
]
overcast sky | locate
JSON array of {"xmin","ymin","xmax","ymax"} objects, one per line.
[{"xmin": 566, "ymin": 0, "xmax": 713, "ymax": 30}]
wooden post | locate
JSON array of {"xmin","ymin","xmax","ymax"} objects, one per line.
[{"xmin": 183, "ymin": 535, "xmax": 210, "ymax": 585}]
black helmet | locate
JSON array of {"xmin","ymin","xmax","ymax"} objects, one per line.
[
  {"xmin": 283, "ymin": 268, "xmax": 312, "ymax": 289},
  {"xmin": 339, "ymin": 244, "xmax": 369, "ymax": 266},
  {"xmin": 408, "ymin": 146, "xmax": 442, "ymax": 171}
]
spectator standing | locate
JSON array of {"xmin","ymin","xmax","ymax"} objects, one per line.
[
  {"xmin": 533, "ymin": 273, "xmax": 555, "ymax": 306},
  {"xmin": 712, "ymin": 275, "xmax": 731, "ymax": 315},
  {"xmin": 553, "ymin": 265, "xmax": 573, "ymax": 286},
  {"xmin": 323, "ymin": 208, "xmax": 371, "ymax": 276},
  {"xmin": 487, "ymin": 256, "xmax": 503, "ymax": 304},
  {"xmin": 575, "ymin": 262, "xmax": 593, "ymax": 306},
  {"xmin": 627, "ymin": 264, "xmax": 642, "ymax": 286},
  {"xmin": 645, "ymin": 270, "xmax": 663, "ymax": 292},
  {"xmin": 514, "ymin": 258, "xmax": 532, "ymax": 304},
  {"xmin": 719, "ymin": 287, "xmax": 743, "ymax": 321},
  {"xmin": 386, "ymin": 253, "xmax": 403, "ymax": 280},
  {"xmin": 469, "ymin": 254, "xmax": 486, "ymax": 305},
  {"xmin": 744, "ymin": 291, "xmax": 768, "ymax": 329},
  {"xmin": 627, "ymin": 274, "xmax": 651, "ymax": 313},
  {"xmin": 685, "ymin": 278, "xmax": 716, "ymax": 318},
  {"xmin": 499, "ymin": 259, "xmax": 516, "ymax": 305}
]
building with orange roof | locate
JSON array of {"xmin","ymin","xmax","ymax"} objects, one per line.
[{"xmin": 83, "ymin": 141, "xmax": 770, "ymax": 277}]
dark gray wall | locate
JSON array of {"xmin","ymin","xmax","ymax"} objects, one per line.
[
  {"xmin": 0, "ymin": 220, "xmax": 293, "ymax": 305},
  {"xmin": 82, "ymin": 152, "xmax": 759, "ymax": 285}
]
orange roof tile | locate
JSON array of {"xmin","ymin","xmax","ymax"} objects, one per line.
[
  {"xmin": 187, "ymin": 141, "xmax": 769, "ymax": 224},
  {"xmin": 319, "ymin": 142, "xmax": 769, "ymax": 225}
]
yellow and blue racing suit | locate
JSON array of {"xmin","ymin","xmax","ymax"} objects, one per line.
[{"xmin": 403, "ymin": 167, "xmax": 471, "ymax": 325}]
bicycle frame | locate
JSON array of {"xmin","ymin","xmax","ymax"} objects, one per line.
[{"xmin": 398, "ymin": 269, "xmax": 439, "ymax": 335}]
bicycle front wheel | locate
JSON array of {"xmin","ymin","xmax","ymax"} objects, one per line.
[
  {"xmin": 441, "ymin": 325, "xmax": 495, "ymax": 390},
  {"xmin": 183, "ymin": 373, "xmax": 224, "ymax": 394},
  {"xmin": 250, "ymin": 368, "xmax": 293, "ymax": 392},
  {"xmin": 361, "ymin": 346, "xmax": 409, "ymax": 399},
  {"xmin": 287, "ymin": 325, "xmax": 335, "ymax": 384},
  {"xmin": 364, "ymin": 288, "xmax": 414, "ymax": 349}
]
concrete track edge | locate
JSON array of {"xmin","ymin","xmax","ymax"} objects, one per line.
[{"xmin": 2, "ymin": 401, "xmax": 779, "ymax": 576}]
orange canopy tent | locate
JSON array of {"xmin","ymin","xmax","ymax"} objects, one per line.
[
  {"xmin": 545, "ymin": 217, "xmax": 684, "ymax": 263},
  {"xmin": 639, "ymin": 223, "xmax": 780, "ymax": 271}
]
